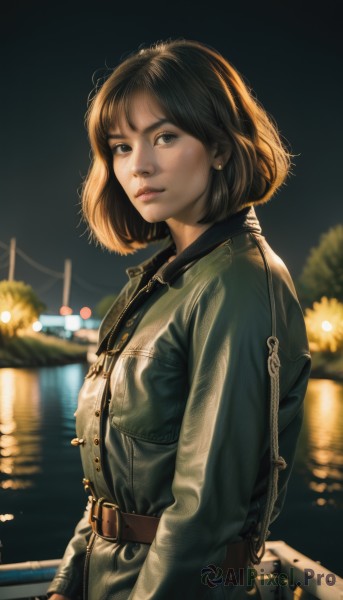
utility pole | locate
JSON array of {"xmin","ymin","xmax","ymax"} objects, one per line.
[
  {"xmin": 8, "ymin": 238, "xmax": 16, "ymax": 281},
  {"xmin": 62, "ymin": 259, "xmax": 72, "ymax": 308}
]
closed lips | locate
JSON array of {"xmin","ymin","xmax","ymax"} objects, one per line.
[{"xmin": 135, "ymin": 187, "xmax": 164, "ymax": 197}]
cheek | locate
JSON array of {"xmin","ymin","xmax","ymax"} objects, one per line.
[
  {"xmin": 112, "ymin": 162, "xmax": 122, "ymax": 186},
  {"xmin": 180, "ymin": 149, "xmax": 212, "ymax": 190},
  {"xmin": 112, "ymin": 159, "xmax": 129, "ymax": 187},
  {"xmin": 167, "ymin": 146, "xmax": 211, "ymax": 178}
]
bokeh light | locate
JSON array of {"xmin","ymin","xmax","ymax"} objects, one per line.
[
  {"xmin": 1, "ymin": 311, "xmax": 12, "ymax": 323},
  {"xmin": 80, "ymin": 306, "xmax": 92, "ymax": 320},
  {"xmin": 32, "ymin": 321, "xmax": 43, "ymax": 332},
  {"xmin": 60, "ymin": 305, "xmax": 73, "ymax": 316},
  {"xmin": 305, "ymin": 297, "xmax": 343, "ymax": 352}
]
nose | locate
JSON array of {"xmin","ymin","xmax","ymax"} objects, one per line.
[{"xmin": 130, "ymin": 142, "xmax": 156, "ymax": 176}]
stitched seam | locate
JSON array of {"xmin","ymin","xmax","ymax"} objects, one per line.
[
  {"xmin": 186, "ymin": 276, "xmax": 222, "ymax": 327},
  {"xmin": 117, "ymin": 357, "xmax": 129, "ymax": 427},
  {"xmin": 185, "ymin": 241, "xmax": 233, "ymax": 325},
  {"xmin": 110, "ymin": 421, "xmax": 178, "ymax": 444},
  {"xmin": 128, "ymin": 436, "xmax": 136, "ymax": 508},
  {"xmin": 120, "ymin": 349, "xmax": 180, "ymax": 368}
]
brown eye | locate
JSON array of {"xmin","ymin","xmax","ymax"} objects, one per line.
[
  {"xmin": 155, "ymin": 133, "xmax": 177, "ymax": 145},
  {"xmin": 111, "ymin": 144, "xmax": 131, "ymax": 155}
]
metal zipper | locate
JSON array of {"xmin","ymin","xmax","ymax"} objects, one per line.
[
  {"xmin": 104, "ymin": 276, "xmax": 158, "ymax": 353},
  {"xmin": 83, "ymin": 532, "xmax": 96, "ymax": 600},
  {"xmin": 99, "ymin": 376, "xmax": 115, "ymax": 496},
  {"xmin": 79, "ymin": 274, "xmax": 162, "ymax": 597},
  {"xmin": 89, "ymin": 277, "xmax": 160, "ymax": 496},
  {"xmin": 85, "ymin": 277, "xmax": 159, "ymax": 380}
]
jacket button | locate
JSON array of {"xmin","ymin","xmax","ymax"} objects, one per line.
[
  {"xmin": 125, "ymin": 319, "xmax": 134, "ymax": 327},
  {"xmin": 95, "ymin": 410, "xmax": 100, "ymax": 417},
  {"xmin": 93, "ymin": 437, "xmax": 100, "ymax": 445},
  {"xmin": 94, "ymin": 457, "xmax": 99, "ymax": 463},
  {"xmin": 71, "ymin": 438, "xmax": 85, "ymax": 446}
]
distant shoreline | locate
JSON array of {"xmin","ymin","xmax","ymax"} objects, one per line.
[
  {"xmin": 0, "ymin": 333, "xmax": 88, "ymax": 368},
  {"xmin": 0, "ymin": 336, "xmax": 342, "ymax": 382},
  {"xmin": 309, "ymin": 350, "xmax": 343, "ymax": 382}
]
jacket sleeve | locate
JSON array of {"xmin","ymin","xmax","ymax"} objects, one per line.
[
  {"xmin": 47, "ymin": 501, "xmax": 92, "ymax": 599},
  {"xmin": 128, "ymin": 272, "xmax": 310, "ymax": 600}
]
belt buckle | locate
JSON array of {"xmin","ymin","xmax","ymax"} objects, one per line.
[
  {"xmin": 90, "ymin": 497, "xmax": 104, "ymax": 535},
  {"xmin": 103, "ymin": 501, "xmax": 122, "ymax": 543},
  {"xmin": 90, "ymin": 498, "xmax": 122, "ymax": 542}
]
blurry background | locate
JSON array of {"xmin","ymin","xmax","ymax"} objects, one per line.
[
  {"xmin": 1, "ymin": 0, "xmax": 341, "ymax": 313},
  {"xmin": 1, "ymin": 0, "xmax": 342, "ymax": 581}
]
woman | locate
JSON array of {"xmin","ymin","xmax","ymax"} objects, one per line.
[{"xmin": 48, "ymin": 39, "xmax": 311, "ymax": 599}]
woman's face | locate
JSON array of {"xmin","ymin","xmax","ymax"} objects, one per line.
[{"xmin": 107, "ymin": 92, "xmax": 218, "ymax": 227}]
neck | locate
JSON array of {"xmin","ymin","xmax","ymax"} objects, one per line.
[{"xmin": 166, "ymin": 220, "xmax": 214, "ymax": 256}]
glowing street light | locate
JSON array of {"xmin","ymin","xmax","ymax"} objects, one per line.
[{"xmin": 1, "ymin": 311, "xmax": 11, "ymax": 324}]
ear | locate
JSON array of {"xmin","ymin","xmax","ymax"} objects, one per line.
[{"xmin": 210, "ymin": 143, "xmax": 232, "ymax": 171}]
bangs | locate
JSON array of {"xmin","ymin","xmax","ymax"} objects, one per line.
[
  {"xmin": 94, "ymin": 62, "xmax": 213, "ymax": 148},
  {"xmin": 99, "ymin": 81, "xmax": 154, "ymax": 137}
]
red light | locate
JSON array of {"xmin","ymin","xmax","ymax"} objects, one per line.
[
  {"xmin": 60, "ymin": 305, "xmax": 73, "ymax": 316},
  {"xmin": 80, "ymin": 306, "xmax": 92, "ymax": 319}
]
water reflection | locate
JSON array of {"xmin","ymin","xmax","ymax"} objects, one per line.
[
  {"xmin": 0, "ymin": 364, "xmax": 88, "ymax": 562},
  {"xmin": 297, "ymin": 379, "xmax": 343, "ymax": 508},
  {"xmin": 0, "ymin": 368, "xmax": 42, "ymax": 492},
  {"xmin": 0, "ymin": 367, "xmax": 342, "ymax": 566}
]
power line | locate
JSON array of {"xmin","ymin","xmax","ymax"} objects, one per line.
[
  {"xmin": 36, "ymin": 277, "xmax": 61, "ymax": 295},
  {"xmin": 73, "ymin": 273, "xmax": 116, "ymax": 294},
  {"xmin": 0, "ymin": 252, "xmax": 9, "ymax": 269},
  {"xmin": 0, "ymin": 239, "xmax": 64, "ymax": 278},
  {"xmin": 0, "ymin": 239, "xmax": 118, "ymax": 299},
  {"xmin": 16, "ymin": 247, "xmax": 64, "ymax": 278}
]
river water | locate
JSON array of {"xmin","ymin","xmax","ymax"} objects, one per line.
[{"xmin": 0, "ymin": 365, "xmax": 342, "ymax": 577}]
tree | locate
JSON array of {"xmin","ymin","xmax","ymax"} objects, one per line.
[
  {"xmin": 95, "ymin": 294, "xmax": 118, "ymax": 319},
  {"xmin": 0, "ymin": 280, "xmax": 46, "ymax": 338},
  {"xmin": 304, "ymin": 296, "xmax": 343, "ymax": 352},
  {"xmin": 296, "ymin": 224, "xmax": 343, "ymax": 306}
]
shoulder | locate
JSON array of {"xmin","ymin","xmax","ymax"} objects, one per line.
[
  {"xmin": 186, "ymin": 231, "xmax": 294, "ymax": 298},
  {"xmin": 183, "ymin": 231, "xmax": 303, "ymax": 333}
]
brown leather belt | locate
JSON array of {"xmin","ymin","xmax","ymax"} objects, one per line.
[
  {"xmin": 89, "ymin": 497, "xmax": 160, "ymax": 544},
  {"xmin": 88, "ymin": 497, "xmax": 251, "ymax": 570}
]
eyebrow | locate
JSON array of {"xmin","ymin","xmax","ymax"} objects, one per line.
[{"xmin": 107, "ymin": 118, "xmax": 172, "ymax": 140}]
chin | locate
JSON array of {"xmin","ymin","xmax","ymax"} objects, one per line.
[{"xmin": 140, "ymin": 210, "xmax": 170, "ymax": 224}]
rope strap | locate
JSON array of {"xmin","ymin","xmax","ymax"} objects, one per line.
[{"xmin": 248, "ymin": 236, "xmax": 287, "ymax": 565}]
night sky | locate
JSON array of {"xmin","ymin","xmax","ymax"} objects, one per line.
[{"xmin": 1, "ymin": 2, "xmax": 342, "ymax": 314}]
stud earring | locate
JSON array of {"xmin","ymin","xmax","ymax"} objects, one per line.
[{"xmin": 217, "ymin": 164, "xmax": 223, "ymax": 170}]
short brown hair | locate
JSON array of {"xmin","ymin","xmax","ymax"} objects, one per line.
[{"xmin": 82, "ymin": 39, "xmax": 292, "ymax": 255}]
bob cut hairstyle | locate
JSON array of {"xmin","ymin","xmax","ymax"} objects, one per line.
[{"xmin": 82, "ymin": 38, "xmax": 292, "ymax": 255}]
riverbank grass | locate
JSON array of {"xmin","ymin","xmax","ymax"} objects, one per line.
[{"xmin": 0, "ymin": 332, "xmax": 88, "ymax": 367}]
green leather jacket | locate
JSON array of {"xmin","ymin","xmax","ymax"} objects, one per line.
[{"xmin": 48, "ymin": 206, "xmax": 311, "ymax": 599}]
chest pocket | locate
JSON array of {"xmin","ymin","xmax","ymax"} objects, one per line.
[{"xmin": 109, "ymin": 350, "xmax": 188, "ymax": 444}]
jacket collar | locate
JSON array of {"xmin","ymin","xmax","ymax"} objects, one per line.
[
  {"xmin": 98, "ymin": 206, "xmax": 262, "ymax": 354},
  {"xmin": 126, "ymin": 205, "xmax": 262, "ymax": 284}
]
